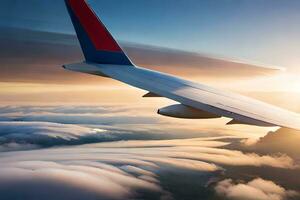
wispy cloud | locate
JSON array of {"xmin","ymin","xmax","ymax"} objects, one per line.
[{"xmin": 85, "ymin": 140, "xmax": 296, "ymax": 169}]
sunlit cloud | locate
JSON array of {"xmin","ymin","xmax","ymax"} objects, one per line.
[
  {"xmin": 239, "ymin": 128, "xmax": 300, "ymax": 159},
  {"xmin": 215, "ymin": 178, "xmax": 299, "ymax": 200}
]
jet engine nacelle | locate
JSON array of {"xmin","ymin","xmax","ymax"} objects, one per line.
[{"xmin": 157, "ymin": 104, "xmax": 220, "ymax": 119}]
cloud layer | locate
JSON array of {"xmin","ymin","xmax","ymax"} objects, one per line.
[
  {"xmin": 0, "ymin": 134, "xmax": 297, "ymax": 199},
  {"xmin": 0, "ymin": 105, "xmax": 299, "ymax": 199},
  {"xmin": 0, "ymin": 27, "xmax": 280, "ymax": 85}
]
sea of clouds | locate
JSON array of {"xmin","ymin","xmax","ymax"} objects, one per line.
[{"xmin": 0, "ymin": 105, "xmax": 299, "ymax": 200}]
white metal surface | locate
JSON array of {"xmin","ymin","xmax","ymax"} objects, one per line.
[{"xmin": 65, "ymin": 62, "xmax": 300, "ymax": 130}]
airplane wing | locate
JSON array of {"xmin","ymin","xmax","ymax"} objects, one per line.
[{"xmin": 63, "ymin": 0, "xmax": 300, "ymax": 130}]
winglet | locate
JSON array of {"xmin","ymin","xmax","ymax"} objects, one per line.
[{"xmin": 65, "ymin": 0, "xmax": 133, "ymax": 65}]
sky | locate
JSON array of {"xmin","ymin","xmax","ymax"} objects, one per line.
[
  {"xmin": 1, "ymin": 0, "xmax": 300, "ymax": 106},
  {"xmin": 1, "ymin": 1, "xmax": 300, "ymax": 199},
  {"xmin": 1, "ymin": 0, "xmax": 300, "ymax": 69}
]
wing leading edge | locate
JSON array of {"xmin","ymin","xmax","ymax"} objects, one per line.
[{"xmin": 63, "ymin": 0, "xmax": 300, "ymax": 130}]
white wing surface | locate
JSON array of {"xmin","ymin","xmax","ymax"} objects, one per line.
[{"xmin": 63, "ymin": 0, "xmax": 300, "ymax": 130}]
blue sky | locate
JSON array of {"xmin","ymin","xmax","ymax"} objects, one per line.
[{"xmin": 1, "ymin": 0, "xmax": 300, "ymax": 69}]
